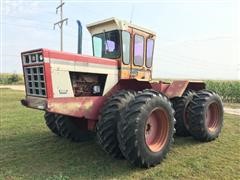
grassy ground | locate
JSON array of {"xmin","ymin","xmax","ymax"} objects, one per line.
[{"xmin": 0, "ymin": 89, "xmax": 240, "ymax": 180}]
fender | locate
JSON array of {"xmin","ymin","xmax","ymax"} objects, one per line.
[
  {"xmin": 164, "ymin": 80, "xmax": 206, "ymax": 98},
  {"xmin": 105, "ymin": 79, "xmax": 205, "ymax": 98}
]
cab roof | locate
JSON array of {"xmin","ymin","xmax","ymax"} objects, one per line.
[{"xmin": 86, "ymin": 17, "xmax": 156, "ymax": 36}]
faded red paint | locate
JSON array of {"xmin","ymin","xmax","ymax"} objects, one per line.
[
  {"xmin": 44, "ymin": 62, "xmax": 53, "ymax": 98},
  {"xmin": 107, "ymin": 80, "xmax": 199, "ymax": 99},
  {"xmin": 151, "ymin": 81, "xmax": 170, "ymax": 93},
  {"xmin": 47, "ymin": 96, "xmax": 106, "ymax": 120},
  {"xmin": 43, "ymin": 48, "xmax": 119, "ymax": 67},
  {"xmin": 104, "ymin": 79, "xmax": 152, "ymax": 97},
  {"xmin": 164, "ymin": 81, "xmax": 189, "ymax": 98}
]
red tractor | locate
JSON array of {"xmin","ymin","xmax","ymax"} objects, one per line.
[{"xmin": 21, "ymin": 18, "xmax": 224, "ymax": 168}]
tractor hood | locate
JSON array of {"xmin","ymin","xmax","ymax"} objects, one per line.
[{"xmin": 21, "ymin": 48, "xmax": 119, "ymax": 98}]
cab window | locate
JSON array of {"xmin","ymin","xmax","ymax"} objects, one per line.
[
  {"xmin": 122, "ymin": 31, "xmax": 130, "ymax": 64},
  {"xmin": 146, "ymin": 39, "xmax": 154, "ymax": 68},
  {"xmin": 93, "ymin": 30, "xmax": 120, "ymax": 59},
  {"xmin": 134, "ymin": 35, "xmax": 144, "ymax": 66}
]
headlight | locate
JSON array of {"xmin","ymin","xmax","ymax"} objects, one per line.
[
  {"xmin": 31, "ymin": 54, "xmax": 36, "ymax": 62},
  {"xmin": 25, "ymin": 55, "xmax": 30, "ymax": 64},
  {"xmin": 38, "ymin": 53, "xmax": 43, "ymax": 62},
  {"xmin": 93, "ymin": 85, "xmax": 101, "ymax": 94}
]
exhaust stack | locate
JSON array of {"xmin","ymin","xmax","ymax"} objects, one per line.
[{"xmin": 77, "ymin": 20, "xmax": 82, "ymax": 54}]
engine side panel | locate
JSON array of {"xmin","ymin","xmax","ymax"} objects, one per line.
[{"xmin": 49, "ymin": 58, "xmax": 118, "ymax": 98}]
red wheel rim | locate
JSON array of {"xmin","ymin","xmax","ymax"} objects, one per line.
[
  {"xmin": 145, "ymin": 108, "xmax": 169, "ymax": 152},
  {"xmin": 206, "ymin": 102, "xmax": 220, "ymax": 132}
]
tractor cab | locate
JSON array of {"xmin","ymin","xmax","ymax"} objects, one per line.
[{"xmin": 87, "ymin": 17, "xmax": 156, "ymax": 81}]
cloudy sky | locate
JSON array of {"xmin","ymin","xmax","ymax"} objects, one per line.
[{"xmin": 1, "ymin": 0, "xmax": 239, "ymax": 80}]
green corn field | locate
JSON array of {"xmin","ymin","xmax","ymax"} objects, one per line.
[{"xmin": 206, "ymin": 80, "xmax": 240, "ymax": 103}]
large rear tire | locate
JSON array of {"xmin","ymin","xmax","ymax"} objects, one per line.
[
  {"xmin": 188, "ymin": 90, "xmax": 224, "ymax": 141},
  {"xmin": 117, "ymin": 90, "xmax": 175, "ymax": 168},
  {"xmin": 56, "ymin": 115, "xmax": 94, "ymax": 142},
  {"xmin": 44, "ymin": 112, "xmax": 61, "ymax": 136},
  {"xmin": 96, "ymin": 90, "xmax": 136, "ymax": 158},
  {"xmin": 172, "ymin": 91, "xmax": 194, "ymax": 136}
]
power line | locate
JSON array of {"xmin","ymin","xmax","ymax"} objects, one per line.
[
  {"xmin": 3, "ymin": 14, "xmax": 54, "ymax": 24},
  {"xmin": 129, "ymin": 4, "xmax": 135, "ymax": 23},
  {"xmin": 2, "ymin": 14, "xmax": 78, "ymax": 32},
  {"xmin": 0, "ymin": 21, "xmax": 79, "ymax": 39},
  {"xmin": 159, "ymin": 55, "xmax": 237, "ymax": 70},
  {"xmin": 159, "ymin": 50, "xmax": 234, "ymax": 67},
  {"xmin": 0, "ymin": 22, "xmax": 54, "ymax": 31},
  {"xmin": 54, "ymin": 0, "xmax": 68, "ymax": 51}
]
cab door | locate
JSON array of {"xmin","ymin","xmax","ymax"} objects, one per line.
[
  {"xmin": 130, "ymin": 28, "xmax": 153, "ymax": 81},
  {"xmin": 120, "ymin": 30, "xmax": 131, "ymax": 79},
  {"xmin": 130, "ymin": 31, "xmax": 146, "ymax": 80},
  {"xmin": 120, "ymin": 29, "xmax": 154, "ymax": 81}
]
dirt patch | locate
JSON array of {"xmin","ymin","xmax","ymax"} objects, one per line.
[
  {"xmin": 0, "ymin": 85, "xmax": 25, "ymax": 91},
  {"xmin": 224, "ymin": 107, "xmax": 240, "ymax": 116}
]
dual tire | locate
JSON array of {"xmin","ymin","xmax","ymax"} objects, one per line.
[
  {"xmin": 97, "ymin": 90, "xmax": 176, "ymax": 168},
  {"xmin": 44, "ymin": 112, "xmax": 93, "ymax": 142},
  {"xmin": 172, "ymin": 90, "xmax": 224, "ymax": 141},
  {"xmin": 96, "ymin": 90, "xmax": 136, "ymax": 158},
  {"xmin": 97, "ymin": 89, "xmax": 224, "ymax": 168},
  {"xmin": 188, "ymin": 90, "xmax": 224, "ymax": 141},
  {"xmin": 117, "ymin": 90, "xmax": 175, "ymax": 168}
]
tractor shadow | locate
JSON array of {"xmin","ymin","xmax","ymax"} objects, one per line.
[{"xmin": 173, "ymin": 135, "xmax": 204, "ymax": 147}]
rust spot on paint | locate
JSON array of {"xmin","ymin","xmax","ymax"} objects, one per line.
[
  {"xmin": 46, "ymin": 96, "xmax": 104, "ymax": 120},
  {"xmin": 165, "ymin": 81, "xmax": 189, "ymax": 98},
  {"xmin": 82, "ymin": 101, "xmax": 93, "ymax": 110}
]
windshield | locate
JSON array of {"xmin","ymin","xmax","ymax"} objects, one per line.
[{"xmin": 93, "ymin": 30, "xmax": 120, "ymax": 59}]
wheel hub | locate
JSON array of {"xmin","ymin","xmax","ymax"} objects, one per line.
[
  {"xmin": 206, "ymin": 102, "xmax": 220, "ymax": 132},
  {"xmin": 145, "ymin": 108, "xmax": 169, "ymax": 152}
]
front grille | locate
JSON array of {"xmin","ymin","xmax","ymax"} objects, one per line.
[{"xmin": 24, "ymin": 66, "xmax": 46, "ymax": 97}]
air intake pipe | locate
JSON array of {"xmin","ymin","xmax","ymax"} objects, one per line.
[{"xmin": 77, "ymin": 20, "xmax": 82, "ymax": 54}]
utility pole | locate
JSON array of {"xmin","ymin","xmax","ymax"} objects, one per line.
[{"xmin": 54, "ymin": 0, "xmax": 68, "ymax": 51}]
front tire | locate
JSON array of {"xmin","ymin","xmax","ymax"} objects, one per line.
[
  {"xmin": 188, "ymin": 90, "xmax": 224, "ymax": 141},
  {"xmin": 96, "ymin": 90, "xmax": 136, "ymax": 158},
  {"xmin": 44, "ymin": 112, "xmax": 61, "ymax": 136},
  {"xmin": 117, "ymin": 90, "xmax": 175, "ymax": 168},
  {"xmin": 56, "ymin": 116, "xmax": 94, "ymax": 142}
]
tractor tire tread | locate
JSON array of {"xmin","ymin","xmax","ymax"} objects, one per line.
[
  {"xmin": 44, "ymin": 112, "xmax": 61, "ymax": 136},
  {"xmin": 117, "ymin": 89, "xmax": 175, "ymax": 168},
  {"xmin": 188, "ymin": 90, "xmax": 224, "ymax": 141},
  {"xmin": 56, "ymin": 115, "xmax": 94, "ymax": 142},
  {"xmin": 96, "ymin": 90, "xmax": 136, "ymax": 159},
  {"xmin": 172, "ymin": 91, "xmax": 195, "ymax": 136}
]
